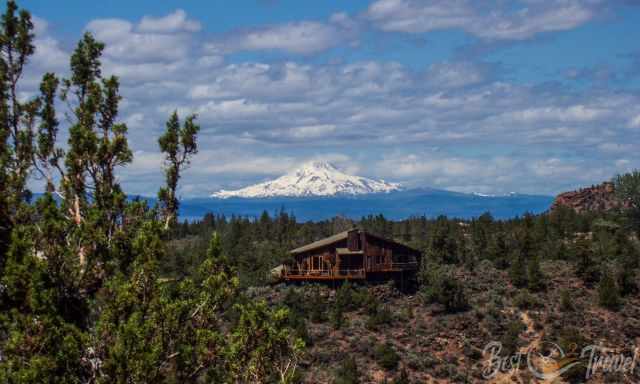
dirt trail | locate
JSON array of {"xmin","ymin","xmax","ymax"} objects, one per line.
[{"xmin": 487, "ymin": 310, "xmax": 565, "ymax": 384}]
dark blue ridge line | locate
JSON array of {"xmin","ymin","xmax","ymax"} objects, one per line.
[{"xmin": 32, "ymin": 188, "xmax": 553, "ymax": 222}]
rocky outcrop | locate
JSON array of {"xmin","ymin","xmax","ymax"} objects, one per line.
[{"xmin": 551, "ymin": 182, "xmax": 628, "ymax": 213}]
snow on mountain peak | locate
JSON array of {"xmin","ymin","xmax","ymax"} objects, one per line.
[{"xmin": 212, "ymin": 161, "xmax": 401, "ymax": 198}]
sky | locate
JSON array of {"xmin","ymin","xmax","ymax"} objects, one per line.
[{"xmin": 16, "ymin": 0, "xmax": 640, "ymax": 197}]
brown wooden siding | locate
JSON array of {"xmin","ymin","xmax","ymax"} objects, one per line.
[{"xmin": 283, "ymin": 230, "xmax": 419, "ymax": 281}]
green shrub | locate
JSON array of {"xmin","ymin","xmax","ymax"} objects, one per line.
[
  {"xmin": 283, "ymin": 288, "xmax": 306, "ymax": 317},
  {"xmin": 309, "ymin": 287, "xmax": 328, "ymax": 323},
  {"xmin": 513, "ymin": 290, "xmax": 541, "ymax": 310},
  {"xmin": 598, "ymin": 270, "xmax": 621, "ymax": 310},
  {"xmin": 401, "ymin": 305, "xmax": 414, "ymax": 321},
  {"xmin": 335, "ymin": 281, "xmax": 356, "ymax": 311},
  {"xmin": 330, "ymin": 305, "xmax": 346, "ymax": 329},
  {"xmin": 559, "ymin": 289, "xmax": 574, "ymax": 312},
  {"xmin": 333, "ymin": 356, "xmax": 360, "ymax": 384},
  {"xmin": 556, "ymin": 327, "xmax": 590, "ymax": 381},
  {"xmin": 374, "ymin": 343, "xmax": 401, "ymax": 371},
  {"xmin": 500, "ymin": 320, "xmax": 525, "ymax": 356},
  {"xmin": 392, "ymin": 368, "xmax": 411, "ymax": 384},
  {"xmin": 574, "ymin": 238, "xmax": 600, "ymax": 285},
  {"xmin": 616, "ymin": 267, "xmax": 638, "ymax": 296},
  {"xmin": 420, "ymin": 264, "xmax": 468, "ymax": 313},
  {"xmin": 365, "ymin": 306, "xmax": 394, "ymax": 330}
]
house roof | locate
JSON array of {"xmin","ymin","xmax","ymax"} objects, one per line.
[
  {"xmin": 290, "ymin": 229, "xmax": 420, "ymax": 255},
  {"xmin": 290, "ymin": 230, "xmax": 351, "ymax": 254}
]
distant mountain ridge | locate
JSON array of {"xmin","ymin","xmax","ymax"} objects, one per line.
[
  {"xmin": 189, "ymin": 187, "xmax": 553, "ymax": 221},
  {"xmin": 212, "ymin": 161, "xmax": 401, "ymax": 198},
  {"xmin": 33, "ymin": 188, "xmax": 554, "ymax": 222}
]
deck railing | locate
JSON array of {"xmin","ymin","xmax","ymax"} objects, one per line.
[
  {"xmin": 390, "ymin": 261, "xmax": 418, "ymax": 269},
  {"xmin": 283, "ymin": 266, "xmax": 365, "ymax": 278}
]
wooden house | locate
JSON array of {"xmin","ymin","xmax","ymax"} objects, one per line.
[{"xmin": 282, "ymin": 229, "xmax": 420, "ymax": 281}]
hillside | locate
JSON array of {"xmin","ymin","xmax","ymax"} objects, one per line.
[
  {"xmin": 253, "ymin": 261, "xmax": 640, "ymax": 383},
  {"xmin": 551, "ymin": 182, "xmax": 629, "ymax": 213},
  {"xmin": 167, "ymin": 197, "xmax": 640, "ymax": 383}
]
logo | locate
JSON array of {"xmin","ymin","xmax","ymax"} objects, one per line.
[
  {"xmin": 482, "ymin": 341, "xmax": 638, "ymax": 381},
  {"xmin": 526, "ymin": 341, "xmax": 580, "ymax": 380}
]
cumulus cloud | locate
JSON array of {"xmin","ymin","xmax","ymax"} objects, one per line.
[
  {"xmin": 425, "ymin": 61, "xmax": 489, "ymax": 88},
  {"xmin": 365, "ymin": 0, "xmax": 602, "ymax": 40},
  {"xmin": 138, "ymin": 9, "xmax": 201, "ymax": 33},
  {"xmin": 375, "ymin": 153, "xmax": 521, "ymax": 194},
  {"xmin": 23, "ymin": 6, "xmax": 640, "ymax": 197},
  {"xmin": 86, "ymin": 18, "xmax": 194, "ymax": 63},
  {"xmin": 495, "ymin": 105, "xmax": 608, "ymax": 124},
  {"xmin": 26, "ymin": 15, "xmax": 68, "ymax": 73},
  {"xmin": 207, "ymin": 14, "xmax": 359, "ymax": 54}
]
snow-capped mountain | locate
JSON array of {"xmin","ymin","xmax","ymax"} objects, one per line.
[{"xmin": 212, "ymin": 161, "xmax": 401, "ymax": 198}]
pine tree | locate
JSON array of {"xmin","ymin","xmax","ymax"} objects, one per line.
[
  {"xmin": 487, "ymin": 231, "xmax": 509, "ymax": 269},
  {"xmin": 527, "ymin": 255, "xmax": 545, "ymax": 291}
]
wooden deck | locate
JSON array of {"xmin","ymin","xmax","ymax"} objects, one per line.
[
  {"xmin": 282, "ymin": 262, "xmax": 418, "ymax": 281},
  {"xmin": 282, "ymin": 267, "xmax": 366, "ymax": 281}
]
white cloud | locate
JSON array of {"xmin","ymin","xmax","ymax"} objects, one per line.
[
  {"xmin": 629, "ymin": 114, "xmax": 640, "ymax": 128},
  {"xmin": 32, "ymin": 36, "xmax": 68, "ymax": 71},
  {"xmin": 530, "ymin": 158, "xmax": 579, "ymax": 177},
  {"xmin": 598, "ymin": 142, "xmax": 634, "ymax": 153},
  {"xmin": 32, "ymin": 15, "xmax": 49, "ymax": 35},
  {"xmin": 365, "ymin": 0, "xmax": 601, "ymax": 40},
  {"xmin": 192, "ymin": 99, "xmax": 271, "ymax": 121},
  {"xmin": 375, "ymin": 153, "xmax": 523, "ymax": 193},
  {"xmin": 288, "ymin": 124, "xmax": 336, "ymax": 139},
  {"xmin": 138, "ymin": 9, "xmax": 201, "ymax": 33},
  {"xmin": 212, "ymin": 22, "xmax": 338, "ymax": 54},
  {"xmin": 86, "ymin": 10, "xmax": 200, "ymax": 63},
  {"xmin": 495, "ymin": 105, "xmax": 608, "ymax": 124},
  {"xmin": 208, "ymin": 13, "xmax": 359, "ymax": 55},
  {"xmin": 425, "ymin": 61, "xmax": 487, "ymax": 88}
]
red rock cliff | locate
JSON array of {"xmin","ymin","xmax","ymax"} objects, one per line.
[{"xmin": 551, "ymin": 182, "xmax": 628, "ymax": 213}]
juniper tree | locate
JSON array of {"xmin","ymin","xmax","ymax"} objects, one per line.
[
  {"xmin": 509, "ymin": 251, "xmax": 528, "ymax": 288},
  {"xmin": 598, "ymin": 269, "xmax": 621, "ymax": 310},
  {"xmin": 486, "ymin": 231, "xmax": 509, "ymax": 269},
  {"xmin": 0, "ymin": 2, "xmax": 302, "ymax": 382},
  {"xmin": 615, "ymin": 170, "xmax": 640, "ymax": 232},
  {"xmin": 158, "ymin": 111, "xmax": 199, "ymax": 229},
  {"xmin": 527, "ymin": 255, "xmax": 545, "ymax": 291},
  {"xmin": 615, "ymin": 170, "xmax": 640, "ymax": 209},
  {"xmin": 574, "ymin": 237, "xmax": 600, "ymax": 285},
  {"xmin": 0, "ymin": 0, "xmax": 38, "ymax": 274}
]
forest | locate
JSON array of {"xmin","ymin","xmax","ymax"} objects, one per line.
[
  {"xmin": 1, "ymin": 0, "xmax": 640, "ymax": 382},
  {"xmin": 162, "ymin": 182, "xmax": 640, "ymax": 382}
]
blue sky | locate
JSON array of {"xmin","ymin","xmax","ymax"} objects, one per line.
[{"xmin": 16, "ymin": 0, "xmax": 640, "ymax": 196}]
